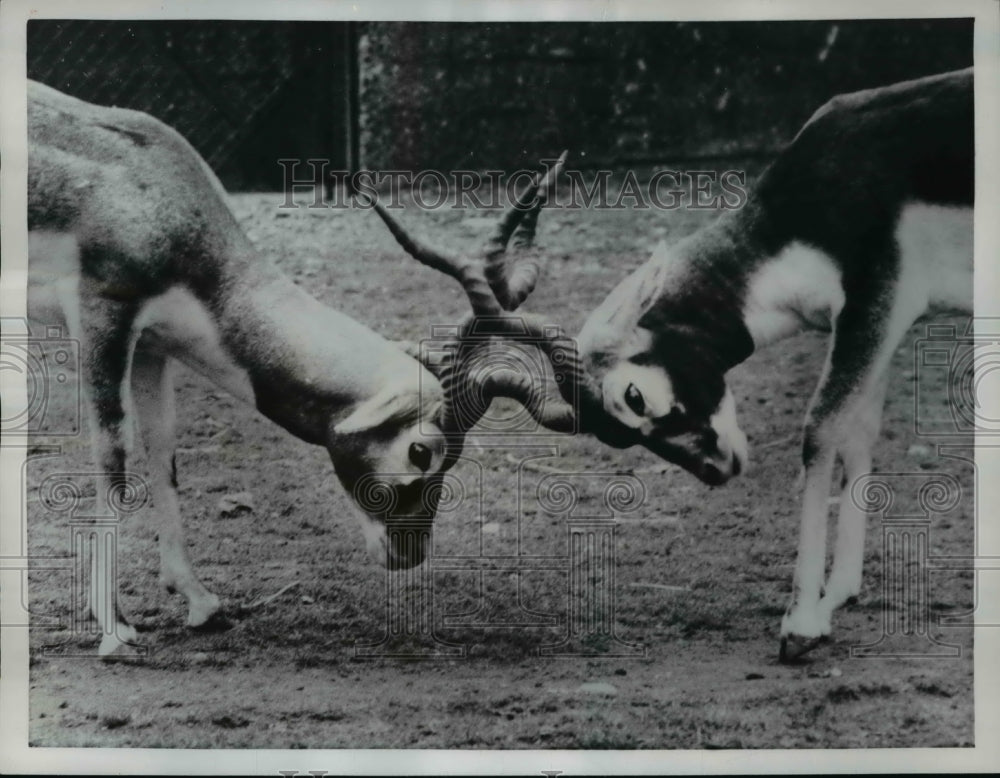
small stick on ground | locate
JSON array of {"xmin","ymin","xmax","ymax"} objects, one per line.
[
  {"xmin": 504, "ymin": 453, "xmax": 573, "ymax": 474},
  {"xmin": 757, "ymin": 434, "xmax": 797, "ymax": 450},
  {"xmin": 628, "ymin": 583, "xmax": 691, "ymax": 593},
  {"xmin": 240, "ymin": 581, "xmax": 301, "ymax": 613}
]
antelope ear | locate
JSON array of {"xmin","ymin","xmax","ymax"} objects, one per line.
[{"xmin": 334, "ymin": 387, "xmax": 422, "ymax": 435}]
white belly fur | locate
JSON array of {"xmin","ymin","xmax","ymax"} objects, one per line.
[
  {"xmin": 28, "ymin": 229, "xmax": 255, "ymax": 406},
  {"xmin": 895, "ymin": 202, "xmax": 973, "ymax": 313},
  {"xmin": 742, "ymin": 202, "xmax": 972, "ymax": 347}
]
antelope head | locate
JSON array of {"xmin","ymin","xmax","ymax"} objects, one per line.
[
  {"xmin": 344, "ymin": 154, "xmax": 582, "ymax": 567},
  {"xmin": 573, "ymin": 236, "xmax": 752, "ymax": 486}
]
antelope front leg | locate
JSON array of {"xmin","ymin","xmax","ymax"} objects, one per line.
[
  {"xmin": 779, "ymin": 323, "xmax": 845, "ymax": 660},
  {"xmin": 78, "ymin": 295, "xmax": 142, "ymax": 658},
  {"xmin": 780, "ymin": 433, "xmax": 838, "ymax": 660},
  {"xmin": 131, "ymin": 349, "xmax": 224, "ymax": 629},
  {"xmin": 820, "ymin": 374, "xmax": 889, "ymax": 617},
  {"xmin": 780, "ymin": 383, "xmax": 886, "ymax": 660}
]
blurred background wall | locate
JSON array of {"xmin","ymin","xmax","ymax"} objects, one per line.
[{"xmin": 28, "ymin": 18, "xmax": 972, "ymax": 189}]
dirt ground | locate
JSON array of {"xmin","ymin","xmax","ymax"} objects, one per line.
[{"xmin": 25, "ymin": 167, "xmax": 975, "ymax": 749}]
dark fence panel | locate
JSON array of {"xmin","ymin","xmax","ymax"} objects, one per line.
[
  {"xmin": 28, "ymin": 20, "xmax": 355, "ymax": 190},
  {"xmin": 358, "ymin": 19, "xmax": 973, "ymax": 171}
]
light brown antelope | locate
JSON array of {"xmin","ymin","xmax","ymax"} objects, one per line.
[
  {"xmin": 567, "ymin": 68, "xmax": 973, "ymax": 660},
  {"xmin": 26, "ymin": 79, "xmax": 570, "ymax": 657}
]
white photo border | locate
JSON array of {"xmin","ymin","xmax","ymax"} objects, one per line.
[{"xmin": 2, "ymin": 0, "xmax": 998, "ymax": 774}]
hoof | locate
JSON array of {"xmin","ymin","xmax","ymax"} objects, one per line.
[
  {"xmin": 184, "ymin": 594, "xmax": 224, "ymax": 630},
  {"xmin": 98, "ymin": 630, "xmax": 144, "ymax": 663},
  {"xmin": 779, "ymin": 633, "xmax": 830, "ymax": 663},
  {"xmin": 188, "ymin": 610, "xmax": 232, "ymax": 633}
]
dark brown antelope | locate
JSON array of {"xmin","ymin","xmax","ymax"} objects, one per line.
[{"xmin": 568, "ymin": 68, "xmax": 973, "ymax": 660}]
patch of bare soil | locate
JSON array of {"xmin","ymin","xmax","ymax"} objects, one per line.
[{"xmin": 26, "ymin": 174, "xmax": 974, "ymax": 748}]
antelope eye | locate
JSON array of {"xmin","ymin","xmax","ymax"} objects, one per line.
[
  {"xmin": 408, "ymin": 441, "xmax": 432, "ymax": 473},
  {"xmin": 624, "ymin": 383, "xmax": 646, "ymax": 416}
]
